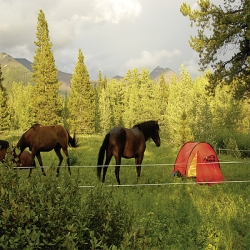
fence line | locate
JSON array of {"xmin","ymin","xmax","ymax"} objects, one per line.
[
  {"xmin": 60, "ymin": 180, "xmax": 250, "ymax": 189},
  {"xmin": 12, "ymin": 160, "xmax": 250, "ymax": 169}
]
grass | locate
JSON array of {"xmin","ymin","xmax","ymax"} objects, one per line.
[{"xmin": 3, "ymin": 134, "xmax": 250, "ymax": 249}]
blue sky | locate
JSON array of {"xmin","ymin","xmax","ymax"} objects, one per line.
[{"xmin": 0, "ymin": 0, "xmax": 220, "ymax": 79}]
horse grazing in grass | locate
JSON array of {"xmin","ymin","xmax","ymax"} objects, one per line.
[
  {"xmin": 17, "ymin": 124, "xmax": 78, "ymax": 177},
  {"xmin": 97, "ymin": 120, "xmax": 161, "ymax": 185},
  {"xmin": 0, "ymin": 139, "xmax": 35, "ymax": 170}
]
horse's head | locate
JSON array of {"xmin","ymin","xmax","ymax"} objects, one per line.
[{"xmin": 151, "ymin": 121, "xmax": 161, "ymax": 147}]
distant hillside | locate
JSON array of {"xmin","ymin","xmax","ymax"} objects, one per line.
[
  {"xmin": 15, "ymin": 56, "xmax": 98, "ymax": 92},
  {"xmin": 0, "ymin": 52, "xmax": 32, "ymax": 91},
  {"xmin": 1, "ymin": 52, "xmax": 179, "ymax": 94},
  {"xmin": 0, "ymin": 52, "xmax": 72, "ymax": 93},
  {"xmin": 14, "ymin": 56, "xmax": 72, "ymax": 93},
  {"xmin": 14, "ymin": 58, "xmax": 33, "ymax": 71},
  {"xmin": 111, "ymin": 66, "xmax": 179, "ymax": 83}
]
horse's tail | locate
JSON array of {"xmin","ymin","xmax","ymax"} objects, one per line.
[
  {"xmin": 97, "ymin": 133, "xmax": 110, "ymax": 180},
  {"xmin": 67, "ymin": 131, "xmax": 78, "ymax": 148}
]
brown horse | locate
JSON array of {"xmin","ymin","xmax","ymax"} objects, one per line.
[
  {"xmin": 0, "ymin": 139, "xmax": 35, "ymax": 169},
  {"xmin": 17, "ymin": 124, "xmax": 78, "ymax": 177},
  {"xmin": 97, "ymin": 120, "xmax": 161, "ymax": 185}
]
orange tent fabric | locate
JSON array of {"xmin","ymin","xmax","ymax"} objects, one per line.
[{"xmin": 173, "ymin": 142, "xmax": 224, "ymax": 184}]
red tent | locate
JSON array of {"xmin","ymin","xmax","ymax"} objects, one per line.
[{"xmin": 173, "ymin": 142, "xmax": 224, "ymax": 184}]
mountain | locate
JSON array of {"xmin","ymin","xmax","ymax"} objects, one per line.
[
  {"xmin": 0, "ymin": 52, "xmax": 32, "ymax": 91},
  {"xmin": 111, "ymin": 66, "xmax": 179, "ymax": 83},
  {"xmin": 14, "ymin": 56, "xmax": 72, "ymax": 93},
  {"xmin": 150, "ymin": 66, "xmax": 179, "ymax": 82},
  {"xmin": 0, "ymin": 52, "xmax": 179, "ymax": 93}
]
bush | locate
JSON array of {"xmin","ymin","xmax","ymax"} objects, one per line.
[
  {"xmin": 213, "ymin": 129, "xmax": 250, "ymax": 158},
  {"xmin": 0, "ymin": 166, "xmax": 134, "ymax": 249}
]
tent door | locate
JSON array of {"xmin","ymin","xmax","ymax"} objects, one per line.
[{"xmin": 187, "ymin": 153, "xmax": 197, "ymax": 177}]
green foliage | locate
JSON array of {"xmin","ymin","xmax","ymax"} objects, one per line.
[
  {"xmin": 68, "ymin": 49, "xmax": 95, "ymax": 133},
  {"xmin": 0, "ymin": 166, "xmax": 134, "ymax": 249},
  {"xmin": 1, "ymin": 135, "xmax": 250, "ymax": 249},
  {"xmin": 0, "ymin": 64, "xmax": 10, "ymax": 131},
  {"xmin": 213, "ymin": 128, "xmax": 250, "ymax": 158},
  {"xmin": 32, "ymin": 9, "xmax": 62, "ymax": 125},
  {"xmin": 8, "ymin": 82, "xmax": 33, "ymax": 130},
  {"xmin": 83, "ymin": 186, "xmax": 134, "ymax": 248},
  {"xmin": 95, "ymin": 71, "xmax": 107, "ymax": 132},
  {"xmin": 180, "ymin": 0, "xmax": 250, "ymax": 98}
]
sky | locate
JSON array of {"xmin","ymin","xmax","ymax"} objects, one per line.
[{"xmin": 1, "ymin": 0, "xmax": 209, "ymax": 80}]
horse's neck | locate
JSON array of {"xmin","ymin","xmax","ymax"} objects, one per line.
[{"xmin": 138, "ymin": 127, "xmax": 150, "ymax": 141}]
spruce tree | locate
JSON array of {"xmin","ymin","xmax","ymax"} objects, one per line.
[
  {"xmin": 181, "ymin": 0, "xmax": 250, "ymax": 98},
  {"xmin": 95, "ymin": 71, "xmax": 107, "ymax": 132},
  {"xmin": 9, "ymin": 82, "xmax": 33, "ymax": 130},
  {"xmin": 0, "ymin": 64, "xmax": 10, "ymax": 131},
  {"xmin": 68, "ymin": 49, "xmax": 95, "ymax": 133},
  {"xmin": 32, "ymin": 9, "xmax": 62, "ymax": 125}
]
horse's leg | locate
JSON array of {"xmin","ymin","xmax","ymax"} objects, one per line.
[
  {"xmin": 102, "ymin": 154, "xmax": 112, "ymax": 183},
  {"xmin": 36, "ymin": 152, "xmax": 46, "ymax": 176},
  {"xmin": 54, "ymin": 148, "xmax": 64, "ymax": 176},
  {"xmin": 62, "ymin": 149, "xmax": 71, "ymax": 175},
  {"xmin": 135, "ymin": 154, "xmax": 144, "ymax": 181},
  {"xmin": 27, "ymin": 149, "xmax": 36, "ymax": 178},
  {"xmin": 115, "ymin": 156, "xmax": 121, "ymax": 185}
]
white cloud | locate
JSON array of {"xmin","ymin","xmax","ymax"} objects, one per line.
[
  {"xmin": 191, "ymin": 2, "xmax": 199, "ymax": 11},
  {"xmin": 68, "ymin": 0, "xmax": 141, "ymax": 24},
  {"xmin": 94, "ymin": 0, "xmax": 141, "ymax": 23},
  {"xmin": 182, "ymin": 53, "xmax": 201, "ymax": 77}
]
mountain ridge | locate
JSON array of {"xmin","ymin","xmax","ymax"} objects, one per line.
[{"xmin": 0, "ymin": 52, "xmax": 179, "ymax": 92}]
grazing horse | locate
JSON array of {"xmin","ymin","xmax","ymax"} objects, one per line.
[
  {"xmin": 97, "ymin": 120, "xmax": 161, "ymax": 185},
  {"xmin": 0, "ymin": 139, "xmax": 35, "ymax": 169},
  {"xmin": 16, "ymin": 124, "xmax": 78, "ymax": 177}
]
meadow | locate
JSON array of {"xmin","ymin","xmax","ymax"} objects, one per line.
[{"xmin": 1, "ymin": 134, "xmax": 250, "ymax": 249}]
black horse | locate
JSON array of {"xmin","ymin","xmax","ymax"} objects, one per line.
[{"xmin": 97, "ymin": 120, "xmax": 161, "ymax": 185}]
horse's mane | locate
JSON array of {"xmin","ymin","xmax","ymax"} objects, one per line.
[
  {"xmin": 133, "ymin": 120, "xmax": 158, "ymax": 129},
  {"xmin": 133, "ymin": 120, "xmax": 159, "ymax": 140}
]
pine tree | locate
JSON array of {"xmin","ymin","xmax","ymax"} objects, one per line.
[
  {"xmin": 68, "ymin": 49, "xmax": 95, "ymax": 133},
  {"xmin": 9, "ymin": 82, "xmax": 33, "ymax": 130},
  {"xmin": 99, "ymin": 88, "xmax": 113, "ymax": 133},
  {"xmin": 0, "ymin": 64, "xmax": 10, "ymax": 131},
  {"xmin": 32, "ymin": 9, "xmax": 62, "ymax": 125},
  {"xmin": 95, "ymin": 71, "xmax": 107, "ymax": 132},
  {"xmin": 61, "ymin": 92, "xmax": 70, "ymax": 130},
  {"xmin": 181, "ymin": 0, "xmax": 250, "ymax": 98}
]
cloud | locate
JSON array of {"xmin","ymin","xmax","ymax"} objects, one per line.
[
  {"xmin": 191, "ymin": 2, "xmax": 199, "ymax": 11},
  {"xmin": 94, "ymin": 0, "xmax": 141, "ymax": 23},
  {"xmin": 119, "ymin": 49, "xmax": 182, "ymax": 75},
  {"xmin": 69, "ymin": 0, "xmax": 141, "ymax": 24},
  {"xmin": 182, "ymin": 53, "xmax": 201, "ymax": 77}
]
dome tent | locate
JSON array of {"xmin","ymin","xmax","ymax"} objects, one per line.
[{"xmin": 173, "ymin": 142, "xmax": 224, "ymax": 184}]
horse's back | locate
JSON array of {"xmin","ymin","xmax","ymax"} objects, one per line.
[
  {"xmin": 108, "ymin": 126, "xmax": 145, "ymax": 158},
  {"xmin": 109, "ymin": 127, "xmax": 126, "ymax": 145},
  {"xmin": 21, "ymin": 124, "xmax": 68, "ymax": 150}
]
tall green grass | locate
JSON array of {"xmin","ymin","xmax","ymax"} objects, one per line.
[{"xmin": 1, "ymin": 134, "xmax": 250, "ymax": 249}]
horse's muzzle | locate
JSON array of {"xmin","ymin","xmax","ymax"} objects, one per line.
[{"xmin": 155, "ymin": 139, "xmax": 161, "ymax": 147}]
